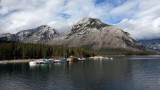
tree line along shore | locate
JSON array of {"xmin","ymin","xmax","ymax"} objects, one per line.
[
  {"xmin": 0, "ymin": 41, "xmax": 95, "ymax": 60},
  {"xmin": 0, "ymin": 41, "xmax": 157, "ymax": 60}
]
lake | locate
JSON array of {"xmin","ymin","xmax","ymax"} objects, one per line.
[{"xmin": 0, "ymin": 56, "xmax": 160, "ymax": 90}]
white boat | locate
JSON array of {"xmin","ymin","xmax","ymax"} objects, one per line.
[
  {"xmin": 29, "ymin": 60, "xmax": 37, "ymax": 65},
  {"xmin": 54, "ymin": 59, "xmax": 60, "ymax": 63},
  {"xmin": 103, "ymin": 57, "xmax": 109, "ymax": 59},
  {"xmin": 109, "ymin": 57, "xmax": 113, "ymax": 60},
  {"xmin": 78, "ymin": 58, "xmax": 86, "ymax": 61},
  {"xmin": 103, "ymin": 57, "xmax": 113, "ymax": 60},
  {"xmin": 89, "ymin": 56, "xmax": 104, "ymax": 60}
]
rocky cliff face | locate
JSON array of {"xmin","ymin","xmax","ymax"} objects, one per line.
[
  {"xmin": 20, "ymin": 25, "xmax": 60, "ymax": 43},
  {"xmin": 0, "ymin": 33, "xmax": 18, "ymax": 41},
  {"xmin": 0, "ymin": 25, "xmax": 60, "ymax": 43},
  {"xmin": 49, "ymin": 17, "xmax": 143, "ymax": 50}
]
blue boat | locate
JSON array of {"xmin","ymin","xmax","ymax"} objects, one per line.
[
  {"xmin": 38, "ymin": 59, "xmax": 54, "ymax": 64},
  {"xmin": 59, "ymin": 58, "xmax": 67, "ymax": 63}
]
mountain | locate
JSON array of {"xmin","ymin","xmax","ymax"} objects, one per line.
[
  {"xmin": 0, "ymin": 25, "xmax": 60, "ymax": 43},
  {"xmin": 149, "ymin": 44, "xmax": 160, "ymax": 50},
  {"xmin": 0, "ymin": 33, "xmax": 17, "ymax": 41},
  {"xmin": 138, "ymin": 38, "xmax": 160, "ymax": 51},
  {"xmin": 0, "ymin": 17, "xmax": 144, "ymax": 50},
  {"xmin": 49, "ymin": 17, "xmax": 143, "ymax": 50}
]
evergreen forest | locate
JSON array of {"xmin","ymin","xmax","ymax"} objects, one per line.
[{"xmin": 0, "ymin": 41, "xmax": 95, "ymax": 60}]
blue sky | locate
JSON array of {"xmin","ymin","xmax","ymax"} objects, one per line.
[{"xmin": 0, "ymin": 0, "xmax": 160, "ymax": 40}]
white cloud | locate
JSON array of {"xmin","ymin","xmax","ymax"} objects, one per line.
[
  {"xmin": 47, "ymin": 19, "xmax": 75, "ymax": 33},
  {"xmin": 110, "ymin": 1, "xmax": 137, "ymax": 15},
  {"xmin": 0, "ymin": 0, "xmax": 160, "ymax": 40},
  {"xmin": 114, "ymin": 0, "xmax": 160, "ymax": 40},
  {"xmin": 116, "ymin": 17, "xmax": 160, "ymax": 40},
  {"xmin": 0, "ymin": 0, "xmax": 109, "ymax": 34},
  {"xmin": 0, "ymin": 0, "xmax": 66, "ymax": 33}
]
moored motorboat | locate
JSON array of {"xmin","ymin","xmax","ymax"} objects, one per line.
[
  {"xmin": 54, "ymin": 59, "xmax": 60, "ymax": 63},
  {"xmin": 67, "ymin": 57, "xmax": 78, "ymax": 62},
  {"xmin": 59, "ymin": 58, "xmax": 67, "ymax": 63},
  {"xmin": 78, "ymin": 58, "xmax": 86, "ymax": 61},
  {"xmin": 89, "ymin": 56, "xmax": 104, "ymax": 60},
  {"xmin": 40, "ymin": 59, "xmax": 54, "ymax": 64},
  {"xmin": 29, "ymin": 60, "xmax": 37, "ymax": 65},
  {"xmin": 103, "ymin": 57, "xmax": 109, "ymax": 59},
  {"xmin": 48, "ymin": 59, "xmax": 54, "ymax": 63},
  {"xmin": 109, "ymin": 57, "xmax": 113, "ymax": 60}
]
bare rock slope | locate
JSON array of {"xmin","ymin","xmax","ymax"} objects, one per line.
[
  {"xmin": 49, "ymin": 17, "xmax": 143, "ymax": 50},
  {"xmin": 0, "ymin": 17, "xmax": 143, "ymax": 50}
]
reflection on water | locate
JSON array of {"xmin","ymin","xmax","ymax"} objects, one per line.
[
  {"xmin": 29, "ymin": 63, "xmax": 68, "ymax": 71},
  {"xmin": 0, "ymin": 56, "xmax": 160, "ymax": 90},
  {"xmin": 129, "ymin": 56, "xmax": 160, "ymax": 60},
  {"xmin": 29, "ymin": 64, "xmax": 36, "ymax": 69}
]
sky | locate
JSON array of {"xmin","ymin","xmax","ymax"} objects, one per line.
[{"xmin": 0, "ymin": 0, "xmax": 160, "ymax": 40}]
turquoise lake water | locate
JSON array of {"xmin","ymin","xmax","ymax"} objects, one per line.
[{"xmin": 0, "ymin": 56, "xmax": 160, "ymax": 90}]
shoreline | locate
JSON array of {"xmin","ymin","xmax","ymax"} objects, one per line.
[
  {"xmin": 0, "ymin": 59, "xmax": 43, "ymax": 64},
  {"xmin": 0, "ymin": 55, "xmax": 160, "ymax": 64}
]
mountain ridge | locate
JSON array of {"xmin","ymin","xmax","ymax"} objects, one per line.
[
  {"xmin": 0, "ymin": 25, "xmax": 60, "ymax": 43},
  {"xmin": 48, "ymin": 17, "xmax": 143, "ymax": 50},
  {"xmin": 0, "ymin": 17, "xmax": 144, "ymax": 50}
]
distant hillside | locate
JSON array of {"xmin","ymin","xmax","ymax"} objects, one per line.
[
  {"xmin": 0, "ymin": 25, "xmax": 60, "ymax": 43},
  {"xmin": 138, "ymin": 38, "xmax": 160, "ymax": 52}
]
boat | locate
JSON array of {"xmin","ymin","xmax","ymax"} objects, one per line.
[
  {"xmin": 48, "ymin": 59, "xmax": 54, "ymax": 63},
  {"xmin": 78, "ymin": 58, "xmax": 86, "ymax": 61},
  {"xmin": 59, "ymin": 58, "xmax": 67, "ymax": 63},
  {"xmin": 103, "ymin": 57, "xmax": 113, "ymax": 60},
  {"xmin": 41, "ymin": 59, "xmax": 55, "ymax": 64},
  {"xmin": 89, "ymin": 56, "xmax": 104, "ymax": 60},
  {"xmin": 54, "ymin": 59, "xmax": 60, "ymax": 63},
  {"xmin": 67, "ymin": 57, "xmax": 78, "ymax": 62},
  {"xmin": 29, "ymin": 58, "xmax": 68, "ymax": 64},
  {"xmin": 109, "ymin": 57, "xmax": 113, "ymax": 60},
  {"xmin": 29, "ymin": 60, "xmax": 37, "ymax": 65},
  {"xmin": 36, "ymin": 59, "xmax": 54, "ymax": 64},
  {"xmin": 103, "ymin": 57, "xmax": 109, "ymax": 59}
]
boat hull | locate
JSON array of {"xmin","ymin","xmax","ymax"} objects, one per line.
[{"xmin": 29, "ymin": 61, "xmax": 37, "ymax": 65}]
